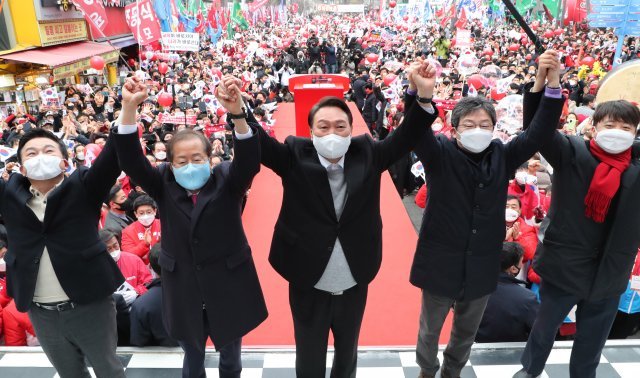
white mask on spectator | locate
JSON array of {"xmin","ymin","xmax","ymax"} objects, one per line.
[
  {"xmin": 458, "ymin": 128, "xmax": 493, "ymax": 153},
  {"xmin": 595, "ymin": 129, "xmax": 635, "ymax": 154},
  {"xmin": 110, "ymin": 250, "xmax": 121, "ymax": 262},
  {"xmin": 155, "ymin": 151, "xmax": 167, "ymax": 161},
  {"xmin": 505, "ymin": 208, "xmax": 520, "ymax": 222},
  {"xmin": 23, "ymin": 155, "xmax": 64, "ymax": 180},
  {"xmin": 515, "ymin": 171, "xmax": 528, "ymax": 185},
  {"xmin": 0, "ymin": 258, "xmax": 5, "ymax": 272},
  {"xmin": 313, "ymin": 133, "xmax": 351, "ymax": 160},
  {"xmin": 138, "ymin": 214, "xmax": 155, "ymax": 227}
]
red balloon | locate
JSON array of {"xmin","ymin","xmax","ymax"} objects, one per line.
[
  {"xmin": 407, "ymin": 35, "xmax": 414, "ymax": 41},
  {"xmin": 157, "ymin": 93, "xmax": 173, "ymax": 107},
  {"xmin": 525, "ymin": 54, "xmax": 532, "ymax": 60},
  {"xmin": 467, "ymin": 74, "xmax": 485, "ymax": 90},
  {"xmin": 554, "ymin": 28, "xmax": 564, "ymax": 36},
  {"xmin": 216, "ymin": 107, "xmax": 226, "ymax": 118},
  {"xmin": 543, "ymin": 30, "xmax": 554, "ymax": 39},
  {"xmin": 403, "ymin": 15, "xmax": 409, "ymax": 21},
  {"xmin": 389, "ymin": 0, "xmax": 397, "ymax": 8},
  {"xmin": 128, "ymin": 58, "xmax": 136, "ymax": 67},
  {"xmin": 581, "ymin": 56, "xmax": 596, "ymax": 68},
  {"xmin": 90, "ymin": 56, "xmax": 105, "ymax": 70},
  {"xmin": 356, "ymin": 37, "xmax": 363, "ymax": 44},
  {"xmin": 362, "ymin": 41, "xmax": 369, "ymax": 49},
  {"xmin": 366, "ymin": 53, "xmax": 379, "ymax": 63},
  {"xmin": 383, "ymin": 74, "xmax": 397, "ymax": 86},
  {"xmin": 302, "ymin": 32, "xmax": 309, "ymax": 38},
  {"xmin": 158, "ymin": 62, "xmax": 169, "ymax": 75},
  {"xmin": 508, "ymin": 44, "xmax": 519, "ymax": 52},
  {"xmin": 490, "ymin": 88, "xmax": 507, "ymax": 101},
  {"xmin": 483, "ymin": 49, "xmax": 494, "ymax": 56}
]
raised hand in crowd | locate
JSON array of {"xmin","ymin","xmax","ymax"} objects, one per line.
[
  {"xmin": 120, "ymin": 76, "xmax": 149, "ymax": 125},
  {"xmin": 411, "ymin": 59, "xmax": 437, "ymax": 100},
  {"xmin": 215, "ymin": 75, "xmax": 250, "ymax": 134},
  {"xmin": 532, "ymin": 50, "xmax": 561, "ymax": 92}
]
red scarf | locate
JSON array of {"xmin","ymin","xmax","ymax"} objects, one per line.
[{"xmin": 585, "ymin": 139, "xmax": 631, "ymax": 223}]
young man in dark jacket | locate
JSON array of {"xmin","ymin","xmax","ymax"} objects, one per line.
[{"xmin": 515, "ymin": 91, "xmax": 640, "ymax": 378}]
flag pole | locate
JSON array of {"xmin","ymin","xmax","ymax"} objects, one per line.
[{"xmin": 501, "ymin": 0, "xmax": 545, "ymax": 54}]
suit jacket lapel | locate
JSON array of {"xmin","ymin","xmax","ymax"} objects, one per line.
[
  {"xmin": 167, "ymin": 180, "xmax": 193, "ymax": 219},
  {"xmin": 301, "ymin": 146, "xmax": 337, "ymax": 220},
  {"xmin": 15, "ymin": 177, "xmax": 40, "ymax": 224},
  {"xmin": 341, "ymin": 148, "xmax": 365, "ymax": 221},
  {"xmin": 191, "ymin": 176, "xmax": 217, "ymax": 228}
]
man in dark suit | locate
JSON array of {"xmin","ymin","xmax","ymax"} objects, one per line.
[
  {"xmin": 2, "ymin": 128, "xmax": 125, "ymax": 377},
  {"xmin": 130, "ymin": 243, "xmax": 178, "ymax": 347},
  {"xmin": 252, "ymin": 60, "xmax": 438, "ymax": 377},
  {"xmin": 476, "ymin": 242, "xmax": 539, "ymax": 343},
  {"xmin": 410, "ymin": 50, "xmax": 564, "ymax": 378},
  {"xmin": 113, "ymin": 76, "xmax": 267, "ymax": 378},
  {"xmin": 515, "ymin": 90, "xmax": 640, "ymax": 378}
]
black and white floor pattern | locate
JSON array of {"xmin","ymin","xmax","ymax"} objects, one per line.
[{"xmin": 0, "ymin": 341, "xmax": 639, "ymax": 377}]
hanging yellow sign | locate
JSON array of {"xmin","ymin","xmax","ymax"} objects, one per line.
[{"xmin": 38, "ymin": 20, "xmax": 88, "ymax": 47}]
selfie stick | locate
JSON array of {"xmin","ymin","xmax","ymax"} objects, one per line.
[{"xmin": 500, "ymin": 0, "xmax": 545, "ymax": 55}]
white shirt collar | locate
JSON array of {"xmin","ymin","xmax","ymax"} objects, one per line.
[{"xmin": 317, "ymin": 154, "xmax": 345, "ymax": 170}]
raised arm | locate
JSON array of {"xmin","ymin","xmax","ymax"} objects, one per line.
[
  {"xmin": 375, "ymin": 60, "xmax": 439, "ymax": 170},
  {"xmin": 216, "ymin": 75, "xmax": 261, "ymax": 193},
  {"xmin": 112, "ymin": 77, "xmax": 164, "ymax": 199},
  {"xmin": 505, "ymin": 50, "xmax": 566, "ymax": 172}
]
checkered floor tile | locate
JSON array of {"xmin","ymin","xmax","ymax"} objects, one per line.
[{"xmin": 0, "ymin": 343, "xmax": 639, "ymax": 377}]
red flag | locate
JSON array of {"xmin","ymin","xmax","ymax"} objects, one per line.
[
  {"xmin": 125, "ymin": 0, "xmax": 162, "ymax": 45},
  {"xmin": 195, "ymin": 11, "xmax": 206, "ymax": 33},
  {"xmin": 207, "ymin": 6, "xmax": 218, "ymax": 29},
  {"xmin": 71, "ymin": 0, "xmax": 108, "ymax": 33},
  {"xmin": 455, "ymin": 7, "xmax": 467, "ymax": 29}
]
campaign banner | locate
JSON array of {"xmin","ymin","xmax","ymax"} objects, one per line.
[
  {"xmin": 455, "ymin": 28, "xmax": 471, "ymax": 50},
  {"xmin": 71, "ymin": 0, "xmax": 109, "ymax": 32},
  {"xmin": 157, "ymin": 112, "xmax": 197, "ymax": 125},
  {"xmin": 125, "ymin": 0, "xmax": 162, "ymax": 45},
  {"xmin": 161, "ymin": 32, "xmax": 200, "ymax": 52},
  {"xmin": 249, "ymin": 0, "xmax": 269, "ymax": 12},
  {"xmin": 433, "ymin": 99, "xmax": 458, "ymax": 111}
]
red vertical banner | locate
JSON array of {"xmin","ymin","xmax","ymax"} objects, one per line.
[
  {"xmin": 125, "ymin": 0, "xmax": 162, "ymax": 45},
  {"xmin": 71, "ymin": 0, "xmax": 109, "ymax": 33}
]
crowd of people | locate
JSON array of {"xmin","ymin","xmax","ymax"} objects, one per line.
[{"xmin": 0, "ymin": 7, "xmax": 639, "ymax": 378}]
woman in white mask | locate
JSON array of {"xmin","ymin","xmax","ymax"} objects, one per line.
[{"xmin": 120, "ymin": 195, "xmax": 161, "ymax": 265}]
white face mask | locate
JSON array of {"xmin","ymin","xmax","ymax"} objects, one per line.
[
  {"xmin": 458, "ymin": 128, "xmax": 494, "ymax": 153},
  {"xmin": 312, "ymin": 133, "xmax": 351, "ymax": 160},
  {"xmin": 23, "ymin": 155, "xmax": 63, "ymax": 180},
  {"xmin": 506, "ymin": 208, "xmax": 520, "ymax": 222},
  {"xmin": 138, "ymin": 214, "xmax": 156, "ymax": 227},
  {"xmin": 75, "ymin": 153, "xmax": 85, "ymax": 161},
  {"xmin": 0, "ymin": 258, "xmax": 5, "ymax": 272},
  {"xmin": 110, "ymin": 250, "xmax": 121, "ymax": 262},
  {"xmin": 595, "ymin": 129, "xmax": 635, "ymax": 154},
  {"xmin": 515, "ymin": 171, "xmax": 528, "ymax": 185},
  {"xmin": 155, "ymin": 151, "xmax": 167, "ymax": 160}
]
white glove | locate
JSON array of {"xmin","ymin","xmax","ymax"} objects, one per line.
[{"xmin": 121, "ymin": 290, "xmax": 138, "ymax": 306}]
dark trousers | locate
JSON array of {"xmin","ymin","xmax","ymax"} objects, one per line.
[
  {"xmin": 178, "ymin": 309, "xmax": 242, "ymax": 378},
  {"xmin": 28, "ymin": 296, "xmax": 125, "ymax": 378},
  {"xmin": 521, "ymin": 281, "xmax": 619, "ymax": 378},
  {"xmin": 289, "ymin": 284, "xmax": 368, "ymax": 378}
]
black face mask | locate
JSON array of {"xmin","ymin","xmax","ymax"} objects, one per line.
[
  {"xmin": 254, "ymin": 99, "xmax": 263, "ymax": 106},
  {"xmin": 115, "ymin": 198, "xmax": 133, "ymax": 213}
]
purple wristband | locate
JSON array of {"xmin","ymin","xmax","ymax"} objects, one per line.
[
  {"xmin": 406, "ymin": 88, "xmax": 417, "ymax": 96},
  {"xmin": 545, "ymin": 86, "xmax": 562, "ymax": 99}
]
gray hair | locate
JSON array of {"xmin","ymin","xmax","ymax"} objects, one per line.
[{"xmin": 451, "ymin": 97, "xmax": 497, "ymax": 129}]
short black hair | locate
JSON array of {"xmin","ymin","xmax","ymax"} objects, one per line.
[
  {"xmin": 582, "ymin": 94, "xmax": 596, "ymax": 105},
  {"xmin": 108, "ymin": 184, "xmax": 123, "ymax": 203},
  {"xmin": 593, "ymin": 100, "xmax": 640, "ymax": 127},
  {"xmin": 506, "ymin": 194, "xmax": 522, "ymax": 208},
  {"xmin": 501, "ymin": 242, "xmax": 524, "ymax": 271},
  {"xmin": 133, "ymin": 194, "xmax": 157, "ymax": 212},
  {"xmin": 167, "ymin": 129, "xmax": 212, "ymax": 162},
  {"xmin": 90, "ymin": 133, "xmax": 108, "ymax": 144},
  {"xmin": 17, "ymin": 128, "xmax": 69, "ymax": 164},
  {"xmin": 149, "ymin": 243, "xmax": 162, "ymax": 276},
  {"xmin": 307, "ymin": 96, "xmax": 353, "ymax": 128},
  {"xmin": 99, "ymin": 228, "xmax": 121, "ymax": 245},
  {"xmin": 364, "ymin": 82, "xmax": 373, "ymax": 90}
]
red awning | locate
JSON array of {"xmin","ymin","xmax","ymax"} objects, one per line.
[{"xmin": 0, "ymin": 41, "xmax": 118, "ymax": 68}]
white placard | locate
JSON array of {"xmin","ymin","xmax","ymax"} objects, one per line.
[{"xmin": 161, "ymin": 32, "xmax": 200, "ymax": 52}]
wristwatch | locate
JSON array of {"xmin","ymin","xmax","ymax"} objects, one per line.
[
  {"xmin": 416, "ymin": 96, "xmax": 433, "ymax": 104},
  {"xmin": 227, "ymin": 108, "xmax": 248, "ymax": 119}
]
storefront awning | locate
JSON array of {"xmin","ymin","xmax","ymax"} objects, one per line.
[
  {"xmin": 0, "ymin": 41, "xmax": 120, "ymax": 81},
  {"xmin": 0, "ymin": 41, "xmax": 117, "ymax": 67},
  {"xmin": 109, "ymin": 36, "xmax": 137, "ymax": 49}
]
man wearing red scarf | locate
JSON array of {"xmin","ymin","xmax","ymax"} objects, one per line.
[{"xmin": 515, "ymin": 99, "xmax": 640, "ymax": 378}]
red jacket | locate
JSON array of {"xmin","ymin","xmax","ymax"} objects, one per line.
[
  {"xmin": 116, "ymin": 251, "xmax": 153, "ymax": 295},
  {"xmin": 415, "ymin": 184, "xmax": 427, "ymax": 209},
  {"xmin": 3, "ymin": 300, "xmax": 36, "ymax": 346},
  {"xmin": 507, "ymin": 181, "xmax": 539, "ymax": 220},
  {"xmin": 0, "ymin": 277, "xmax": 10, "ymax": 308},
  {"xmin": 506, "ymin": 217, "xmax": 539, "ymax": 263},
  {"xmin": 121, "ymin": 219, "xmax": 161, "ymax": 265}
]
